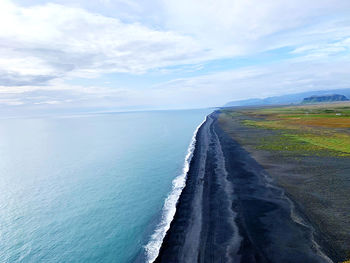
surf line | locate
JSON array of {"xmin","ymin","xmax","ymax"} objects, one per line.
[{"xmin": 144, "ymin": 115, "xmax": 208, "ymax": 263}]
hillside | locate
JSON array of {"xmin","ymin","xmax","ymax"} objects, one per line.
[{"xmin": 302, "ymin": 94, "xmax": 349, "ymax": 104}]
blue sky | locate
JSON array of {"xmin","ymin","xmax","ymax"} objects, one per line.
[{"xmin": 1, "ymin": 0, "xmax": 350, "ymax": 112}]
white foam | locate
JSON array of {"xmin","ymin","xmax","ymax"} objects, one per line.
[{"xmin": 144, "ymin": 116, "xmax": 207, "ymax": 263}]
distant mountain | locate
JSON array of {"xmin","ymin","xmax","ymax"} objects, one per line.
[
  {"xmin": 302, "ymin": 94, "xmax": 349, "ymax": 104},
  {"xmin": 224, "ymin": 88, "xmax": 350, "ymax": 107}
]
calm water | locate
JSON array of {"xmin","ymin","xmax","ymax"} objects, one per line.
[{"xmin": 0, "ymin": 109, "xmax": 211, "ymax": 262}]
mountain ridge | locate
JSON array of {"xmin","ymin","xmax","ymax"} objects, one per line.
[{"xmin": 224, "ymin": 88, "xmax": 350, "ymax": 107}]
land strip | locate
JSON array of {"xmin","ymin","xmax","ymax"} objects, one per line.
[
  {"xmin": 219, "ymin": 102, "xmax": 350, "ymax": 262},
  {"xmin": 155, "ymin": 112, "xmax": 331, "ymax": 263}
]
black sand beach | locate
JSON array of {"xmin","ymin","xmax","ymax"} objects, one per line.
[{"xmin": 155, "ymin": 112, "xmax": 332, "ymax": 263}]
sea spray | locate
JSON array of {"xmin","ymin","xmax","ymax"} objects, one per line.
[{"xmin": 144, "ymin": 116, "xmax": 207, "ymax": 263}]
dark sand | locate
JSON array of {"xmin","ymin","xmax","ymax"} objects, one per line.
[
  {"xmin": 218, "ymin": 107, "xmax": 350, "ymax": 262},
  {"xmin": 155, "ymin": 112, "xmax": 331, "ymax": 263}
]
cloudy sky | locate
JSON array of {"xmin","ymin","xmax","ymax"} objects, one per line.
[{"xmin": 1, "ymin": 0, "xmax": 350, "ymax": 112}]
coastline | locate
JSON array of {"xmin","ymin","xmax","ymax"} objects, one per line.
[
  {"xmin": 145, "ymin": 116, "xmax": 208, "ymax": 262},
  {"xmin": 154, "ymin": 111, "xmax": 332, "ymax": 263}
]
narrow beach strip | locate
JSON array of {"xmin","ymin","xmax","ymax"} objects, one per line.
[{"xmin": 144, "ymin": 116, "xmax": 208, "ymax": 263}]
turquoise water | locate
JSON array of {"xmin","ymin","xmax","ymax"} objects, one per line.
[{"xmin": 0, "ymin": 109, "xmax": 210, "ymax": 263}]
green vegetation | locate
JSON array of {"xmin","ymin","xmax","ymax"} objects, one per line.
[
  {"xmin": 225, "ymin": 103, "xmax": 350, "ymax": 156},
  {"xmin": 219, "ymin": 103, "xmax": 350, "ymax": 261}
]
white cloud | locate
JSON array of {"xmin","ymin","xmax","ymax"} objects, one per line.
[
  {"xmin": 161, "ymin": 0, "xmax": 350, "ymax": 56},
  {"xmin": 0, "ymin": 0, "xmax": 203, "ymax": 86},
  {"xmin": 1, "ymin": 0, "xmax": 350, "ymax": 110},
  {"xmin": 3, "ymin": 0, "xmax": 350, "ymax": 87},
  {"xmin": 2, "ymin": 58, "xmax": 350, "ymax": 110},
  {"xmin": 291, "ymin": 37, "xmax": 350, "ymax": 60}
]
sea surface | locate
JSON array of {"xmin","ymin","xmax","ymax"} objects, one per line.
[{"xmin": 0, "ymin": 109, "xmax": 210, "ymax": 263}]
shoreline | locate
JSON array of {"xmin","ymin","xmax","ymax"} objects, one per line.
[
  {"xmin": 154, "ymin": 112, "xmax": 332, "ymax": 263},
  {"xmin": 144, "ymin": 116, "xmax": 208, "ymax": 262}
]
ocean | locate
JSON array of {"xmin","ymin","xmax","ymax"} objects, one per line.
[{"xmin": 0, "ymin": 109, "xmax": 211, "ymax": 263}]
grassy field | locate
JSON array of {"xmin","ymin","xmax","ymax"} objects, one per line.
[
  {"xmin": 224, "ymin": 102, "xmax": 350, "ymax": 157},
  {"xmin": 219, "ymin": 102, "xmax": 350, "ymax": 262}
]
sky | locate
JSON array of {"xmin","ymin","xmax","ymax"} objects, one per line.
[{"xmin": 1, "ymin": 0, "xmax": 350, "ymax": 113}]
